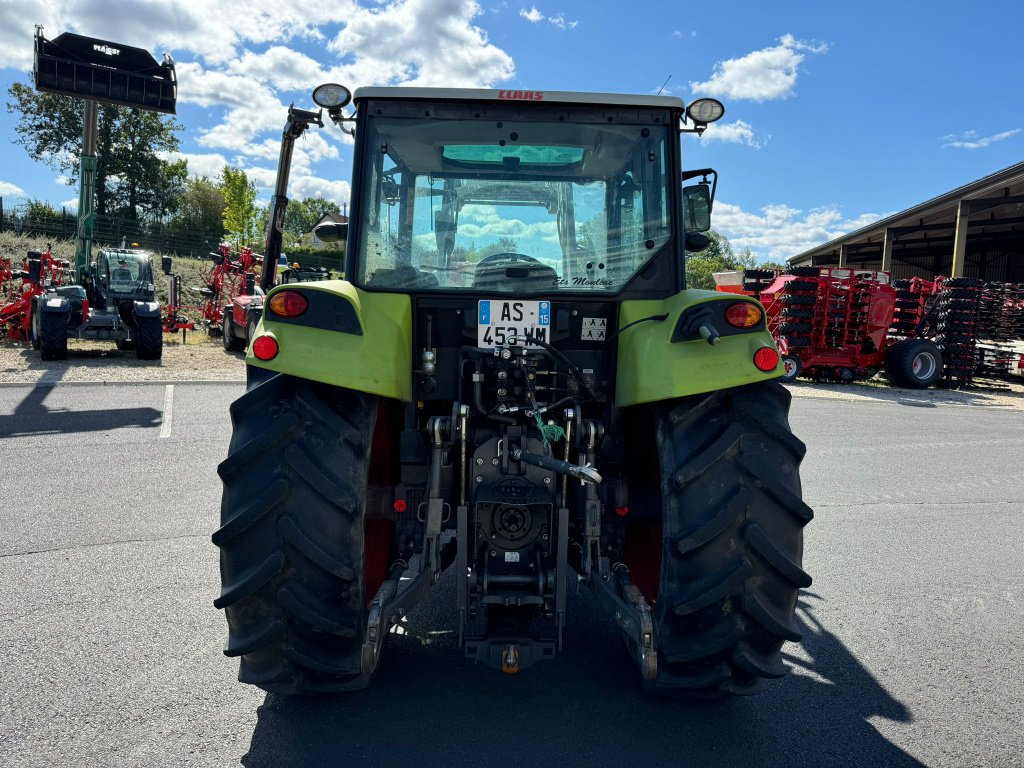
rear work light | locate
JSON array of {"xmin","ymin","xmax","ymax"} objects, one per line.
[
  {"xmin": 724, "ymin": 301, "xmax": 763, "ymax": 328},
  {"xmin": 268, "ymin": 290, "xmax": 309, "ymax": 318},
  {"xmin": 753, "ymin": 346, "xmax": 780, "ymax": 372},
  {"xmin": 252, "ymin": 335, "xmax": 279, "ymax": 361}
]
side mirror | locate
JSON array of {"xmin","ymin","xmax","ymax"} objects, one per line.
[
  {"xmin": 683, "ymin": 183, "xmax": 712, "ymax": 233},
  {"xmin": 314, "ymin": 222, "xmax": 348, "ymax": 243},
  {"xmin": 685, "ymin": 232, "xmax": 711, "ymax": 253}
]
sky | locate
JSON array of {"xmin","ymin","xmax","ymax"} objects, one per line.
[{"xmin": 0, "ymin": 0, "xmax": 1021, "ymax": 263}]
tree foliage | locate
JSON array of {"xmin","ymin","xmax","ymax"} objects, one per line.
[
  {"xmin": 6, "ymin": 80, "xmax": 186, "ymax": 220},
  {"xmin": 220, "ymin": 166, "xmax": 260, "ymax": 247},
  {"xmin": 685, "ymin": 231, "xmax": 760, "ymax": 290},
  {"xmin": 169, "ymin": 177, "xmax": 226, "ymax": 239}
]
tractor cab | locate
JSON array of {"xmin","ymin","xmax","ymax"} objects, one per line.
[{"xmin": 92, "ymin": 248, "xmax": 156, "ymax": 309}]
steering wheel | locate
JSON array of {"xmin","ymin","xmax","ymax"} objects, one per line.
[{"xmin": 475, "ymin": 252, "xmax": 545, "ymax": 269}]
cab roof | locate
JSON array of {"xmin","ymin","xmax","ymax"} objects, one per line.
[{"xmin": 353, "ymin": 87, "xmax": 685, "ymax": 110}]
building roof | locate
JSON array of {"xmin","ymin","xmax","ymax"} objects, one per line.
[{"xmin": 788, "ymin": 161, "xmax": 1024, "ymax": 265}]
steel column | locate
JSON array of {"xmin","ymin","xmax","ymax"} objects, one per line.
[
  {"xmin": 881, "ymin": 228, "xmax": 894, "ymax": 272},
  {"xmin": 951, "ymin": 199, "xmax": 970, "ymax": 277}
]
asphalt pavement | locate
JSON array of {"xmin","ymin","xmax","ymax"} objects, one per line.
[{"xmin": 1, "ymin": 383, "xmax": 1022, "ymax": 767}]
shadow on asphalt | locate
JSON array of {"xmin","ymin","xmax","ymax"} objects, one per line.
[
  {"xmin": 240, "ymin": 589, "xmax": 922, "ymax": 768},
  {"xmin": 0, "ymin": 383, "xmax": 161, "ymax": 437}
]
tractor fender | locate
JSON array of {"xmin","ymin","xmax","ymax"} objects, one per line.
[
  {"xmin": 615, "ymin": 289, "xmax": 782, "ymax": 407},
  {"xmin": 40, "ymin": 294, "xmax": 70, "ymax": 315},
  {"xmin": 132, "ymin": 300, "xmax": 162, "ymax": 319},
  {"xmin": 247, "ymin": 280, "xmax": 412, "ymax": 401}
]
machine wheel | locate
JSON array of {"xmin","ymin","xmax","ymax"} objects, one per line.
[
  {"xmin": 39, "ymin": 309, "xmax": 69, "ymax": 360},
  {"xmin": 884, "ymin": 339, "xmax": 943, "ymax": 389},
  {"xmin": 780, "ymin": 354, "xmax": 802, "ymax": 383},
  {"xmin": 136, "ymin": 315, "xmax": 163, "ymax": 360},
  {"xmin": 648, "ymin": 381, "xmax": 812, "ymax": 696},
  {"xmin": 30, "ymin": 303, "xmax": 41, "ymax": 350},
  {"xmin": 214, "ymin": 375, "xmax": 379, "ymax": 694},
  {"xmin": 222, "ymin": 312, "xmax": 245, "ymax": 352},
  {"xmin": 246, "ymin": 318, "xmax": 258, "ymax": 347}
]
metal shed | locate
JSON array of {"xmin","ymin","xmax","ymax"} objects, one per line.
[{"xmin": 788, "ymin": 161, "xmax": 1024, "ymax": 282}]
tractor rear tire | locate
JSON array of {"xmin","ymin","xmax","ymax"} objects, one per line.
[
  {"xmin": 136, "ymin": 315, "xmax": 163, "ymax": 360},
  {"xmin": 884, "ymin": 339, "xmax": 943, "ymax": 389},
  {"xmin": 650, "ymin": 380, "xmax": 812, "ymax": 696},
  {"xmin": 214, "ymin": 374, "xmax": 378, "ymax": 694},
  {"xmin": 222, "ymin": 312, "xmax": 245, "ymax": 352},
  {"xmin": 39, "ymin": 309, "xmax": 69, "ymax": 360}
]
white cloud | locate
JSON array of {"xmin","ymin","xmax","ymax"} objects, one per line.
[
  {"xmin": 0, "ymin": 180, "xmax": 26, "ymax": 196},
  {"xmin": 517, "ymin": 5, "xmax": 576, "ymax": 29},
  {"xmin": 163, "ymin": 152, "xmax": 230, "ymax": 179},
  {"xmin": 329, "ymin": 0, "xmax": 515, "ymax": 88},
  {"xmin": 519, "ymin": 6, "xmax": 543, "ymax": 22},
  {"xmin": 689, "ymin": 34, "xmax": 828, "ymax": 102},
  {"xmin": 941, "ymin": 128, "xmax": 1021, "ymax": 149},
  {"xmin": 712, "ymin": 200, "xmax": 890, "ymax": 261},
  {"xmin": 700, "ymin": 119, "xmax": 766, "ymax": 147}
]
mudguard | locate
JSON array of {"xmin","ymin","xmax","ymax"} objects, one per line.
[
  {"xmin": 247, "ymin": 280, "xmax": 412, "ymax": 401},
  {"xmin": 40, "ymin": 295, "xmax": 70, "ymax": 315},
  {"xmin": 132, "ymin": 300, "xmax": 162, "ymax": 319},
  {"xmin": 616, "ymin": 289, "xmax": 782, "ymax": 407}
]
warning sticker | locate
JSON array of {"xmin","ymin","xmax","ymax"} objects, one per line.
[{"xmin": 581, "ymin": 317, "xmax": 607, "ymax": 341}]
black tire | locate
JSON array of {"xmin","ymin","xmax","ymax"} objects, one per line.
[
  {"xmin": 783, "ymin": 336, "xmax": 811, "ymax": 348},
  {"xmin": 884, "ymin": 339, "xmax": 943, "ymax": 389},
  {"xmin": 780, "ymin": 354, "xmax": 802, "ymax": 383},
  {"xmin": 649, "ymin": 381, "xmax": 812, "ymax": 695},
  {"xmin": 214, "ymin": 375, "xmax": 378, "ymax": 694},
  {"xmin": 30, "ymin": 303, "xmax": 41, "ymax": 350},
  {"xmin": 246, "ymin": 318, "xmax": 258, "ymax": 348},
  {"xmin": 39, "ymin": 309, "xmax": 69, "ymax": 360},
  {"xmin": 787, "ymin": 266, "xmax": 819, "ymax": 277},
  {"xmin": 222, "ymin": 311, "xmax": 244, "ymax": 352},
  {"xmin": 779, "ymin": 308, "xmax": 813, "ymax": 320},
  {"xmin": 777, "ymin": 322, "xmax": 811, "ymax": 334},
  {"xmin": 136, "ymin": 315, "xmax": 163, "ymax": 360}
]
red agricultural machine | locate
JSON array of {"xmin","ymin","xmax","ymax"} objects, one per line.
[
  {"xmin": 0, "ymin": 247, "xmax": 72, "ymax": 341},
  {"xmin": 717, "ymin": 266, "xmax": 1024, "ymax": 389},
  {"xmin": 195, "ymin": 244, "xmax": 262, "ymax": 328}
]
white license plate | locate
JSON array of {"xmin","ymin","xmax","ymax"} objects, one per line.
[{"xmin": 477, "ymin": 300, "xmax": 551, "ymax": 348}]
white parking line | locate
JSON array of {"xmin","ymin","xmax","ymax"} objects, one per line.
[{"xmin": 159, "ymin": 384, "xmax": 174, "ymax": 439}]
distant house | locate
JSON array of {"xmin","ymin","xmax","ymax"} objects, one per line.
[{"xmin": 306, "ymin": 212, "xmax": 349, "ymax": 250}]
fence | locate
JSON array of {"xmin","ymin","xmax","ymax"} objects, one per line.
[{"xmin": 0, "ymin": 197, "xmax": 223, "ymax": 258}]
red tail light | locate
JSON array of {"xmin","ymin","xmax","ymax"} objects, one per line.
[
  {"xmin": 753, "ymin": 346, "xmax": 779, "ymax": 372},
  {"xmin": 724, "ymin": 301, "xmax": 763, "ymax": 328},
  {"xmin": 252, "ymin": 335, "xmax": 279, "ymax": 361},
  {"xmin": 268, "ymin": 290, "xmax": 308, "ymax": 318}
]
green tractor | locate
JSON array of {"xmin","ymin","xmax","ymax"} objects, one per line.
[{"xmin": 214, "ymin": 85, "xmax": 812, "ymax": 696}]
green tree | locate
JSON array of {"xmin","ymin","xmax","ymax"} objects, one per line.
[
  {"xmin": 685, "ymin": 231, "xmax": 758, "ymax": 290},
  {"xmin": 6, "ymin": 80, "xmax": 185, "ymax": 220},
  {"xmin": 170, "ymin": 176, "xmax": 226, "ymax": 238},
  {"xmin": 221, "ymin": 166, "xmax": 259, "ymax": 247}
]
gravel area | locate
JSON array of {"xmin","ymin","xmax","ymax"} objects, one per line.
[{"xmin": 0, "ymin": 336, "xmax": 245, "ymax": 384}]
